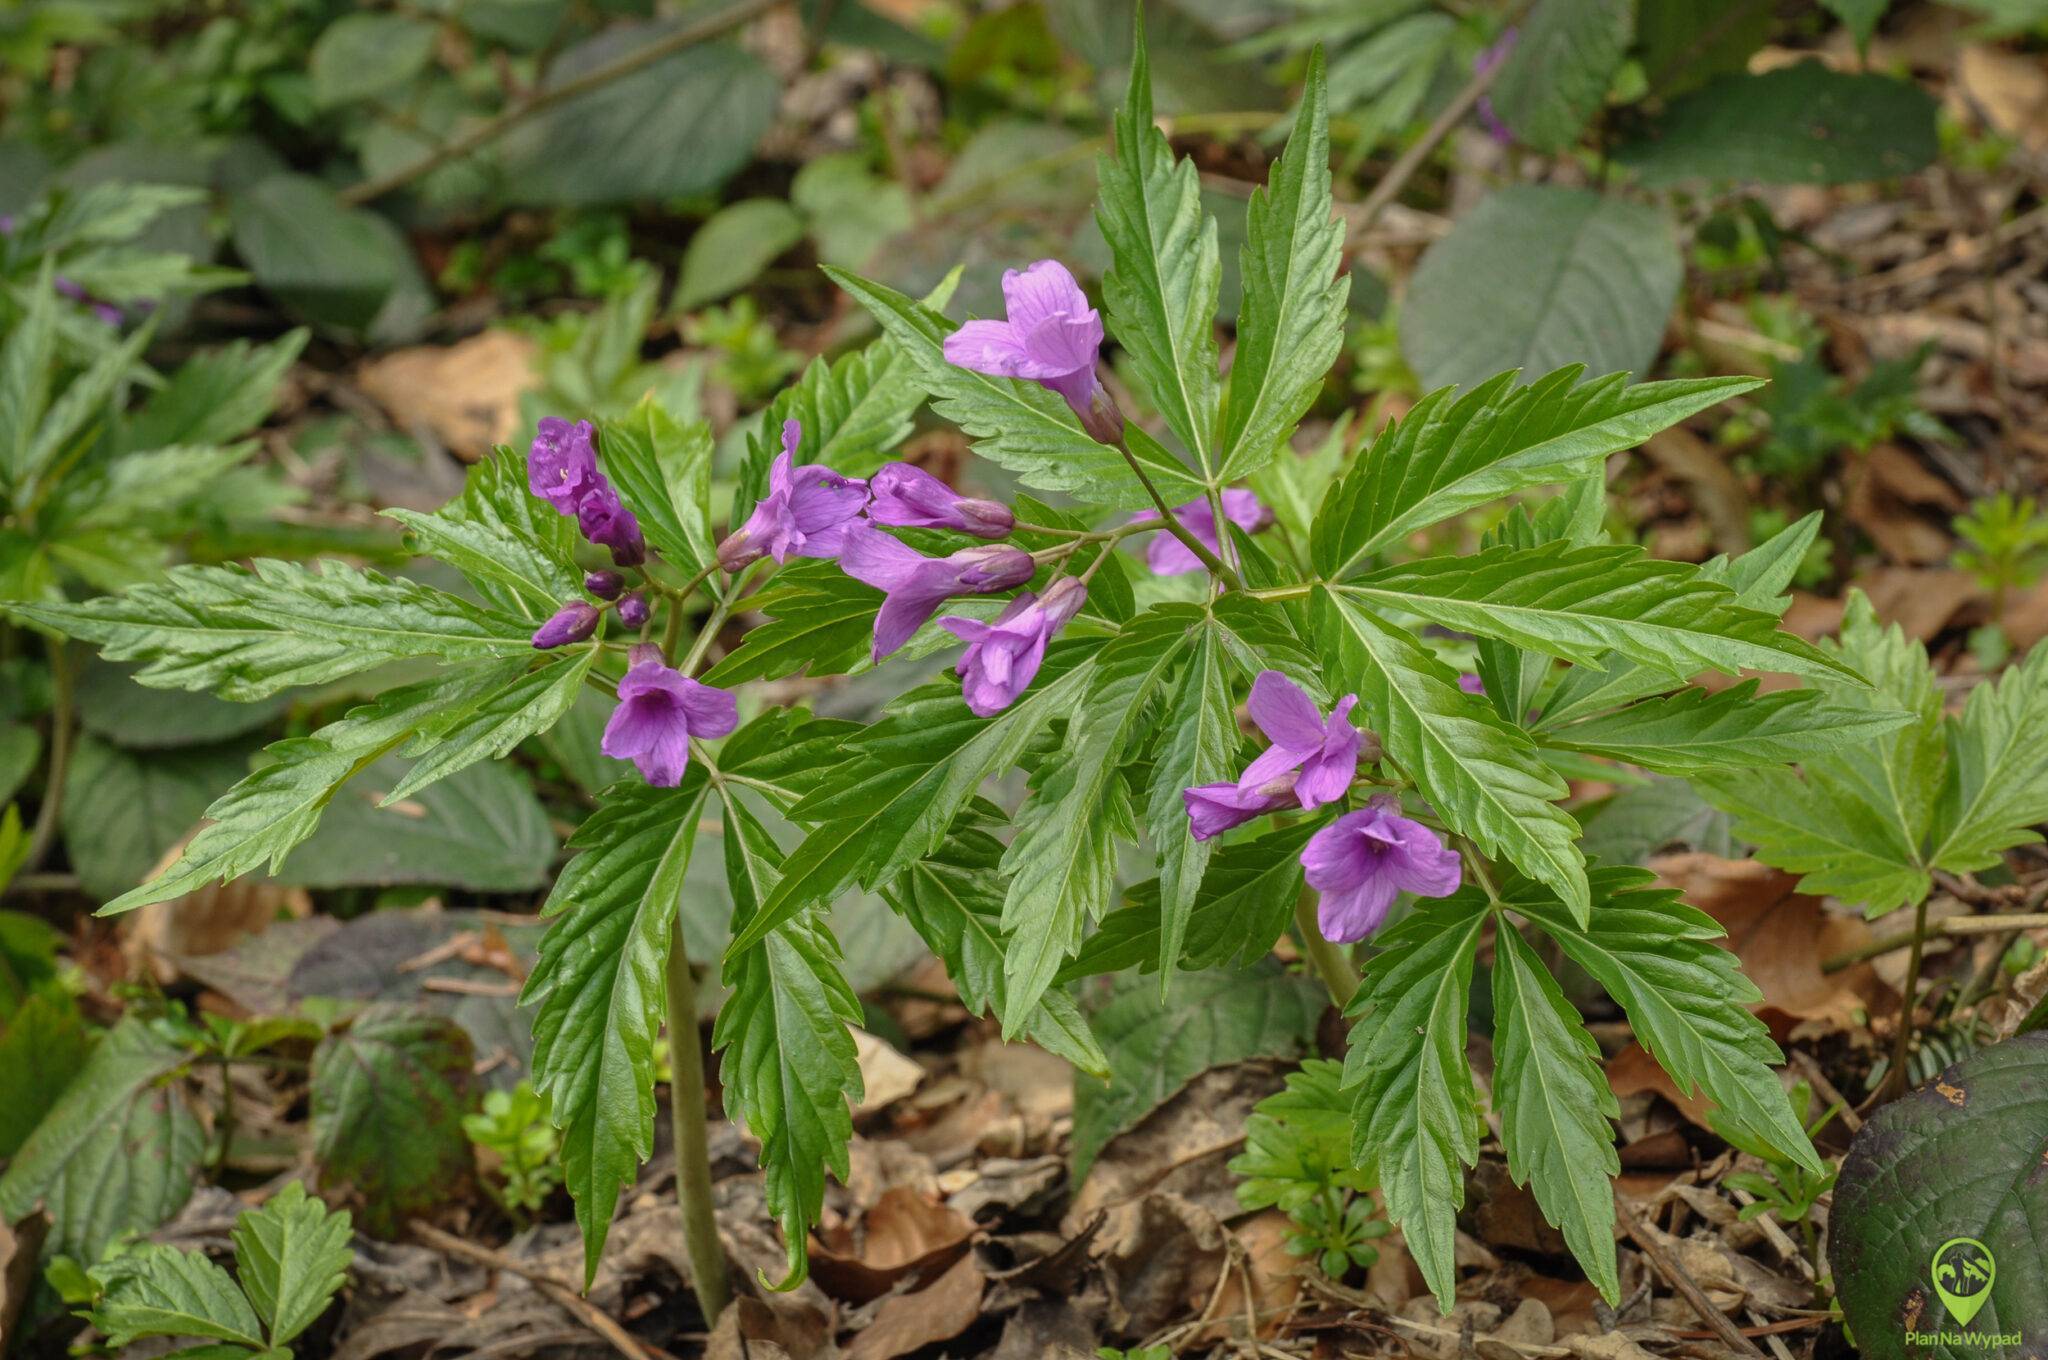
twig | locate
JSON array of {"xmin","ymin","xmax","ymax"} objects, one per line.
[
  {"xmin": 340, "ymin": 0, "xmax": 787, "ymax": 206},
  {"xmin": 409, "ymin": 1220, "xmax": 657, "ymax": 1360},
  {"xmin": 1614, "ymin": 1200, "xmax": 1768, "ymax": 1360},
  {"xmin": 1787, "ymin": 1051, "xmax": 1863, "ymax": 1135},
  {"xmin": 1821, "ymin": 911, "xmax": 2048, "ymax": 973}
]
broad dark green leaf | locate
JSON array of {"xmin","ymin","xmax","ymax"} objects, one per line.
[
  {"xmin": 1343, "ymin": 893, "xmax": 1490, "ymax": 1308},
  {"xmin": 311, "ymin": 1005, "xmax": 474, "ymax": 1237},
  {"xmin": 230, "ymin": 174, "xmax": 428, "ymax": 336},
  {"xmin": 282, "ymin": 751, "xmax": 554, "ymax": 892},
  {"xmin": 1542, "ymin": 682, "xmax": 1913, "ymax": 775},
  {"xmin": 0, "ymin": 991, "xmax": 91, "ymax": 1159},
  {"xmin": 309, "ymin": 13, "xmax": 436, "ymax": 106},
  {"xmin": 230, "ymin": 1180, "xmax": 353, "ymax": 1348},
  {"xmin": 72, "ymin": 656, "xmax": 291, "ymax": 750},
  {"xmin": 1490, "ymin": 0, "xmax": 1632, "ymax": 152},
  {"xmin": 59, "ymin": 736, "xmax": 252, "ymax": 902}
]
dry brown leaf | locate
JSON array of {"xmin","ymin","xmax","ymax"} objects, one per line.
[
  {"xmin": 123, "ymin": 833, "xmax": 312, "ymax": 987},
  {"xmin": 1204, "ymin": 1209, "xmax": 1303, "ymax": 1343},
  {"xmin": 851, "ymin": 1029, "xmax": 924, "ymax": 1116},
  {"xmin": 843, "ymin": 1253, "xmax": 985, "ymax": 1360},
  {"xmin": 1955, "ymin": 45, "xmax": 2048, "ymax": 154},
  {"xmin": 1846, "ymin": 444, "xmax": 1964, "ymax": 566},
  {"xmin": 1097, "ymin": 1193, "xmax": 1227, "ymax": 1337},
  {"xmin": 2, "ymin": 1212, "xmax": 48, "ymax": 1351},
  {"xmin": 1607, "ymin": 1044, "xmax": 1714, "ymax": 1133},
  {"xmin": 809, "ymin": 1185, "xmax": 974, "ymax": 1303},
  {"xmin": 1477, "ymin": 1298, "xmax": 1559, "ymax": 1360},
  {"xmin": 707, "ymin": 1295, "xmax": 832, "ymax": 1360},
  {"xmin": 355, "ymin": 330, "xmax": 538, "ymax": 461}
]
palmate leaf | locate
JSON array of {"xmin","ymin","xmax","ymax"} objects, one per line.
[
  {"xmin": 711, "ymin": 791, "xmax": 863, "ymax": 1290},
  {"xmin": 823, "ymin": 266, "xmax": 1204, "ymax": 510},
  {"xmin": 883, "ymin": 825, "xmax": 1107, "ymax": 1075},
  {"xmin": 1310, "ymin": 368, "xmax": 1762, "ymax": 580},
  {"xmin": 1220, "ymin": 47, "xmax": 1348, "ymax": 481},
  {"xmin": 1540, "ymin": 682, "xmax": 1914, "ymax": 775},
  {"xmin": 1342, "ymin": 892, "xmax": 1490, "ymax": 1308},
  {"xmin": 730, "ymin": 647, "xmax": 1096, "ymax": 958},
  {"xmin": 700, "ymin": 562, "xmax": 880, "ymax": 686},
  {"xmin": 1096, "ymin": 4, "xmax": 1221, "ymax": 472},
  {"xmin": 385, "ymin": 446, "xmax": 581, "ymax": 619},
  {"xmin": 1339, "ymin": 543, "xmax": 1856, "ymax": 684},
  {"xmin": 1145, "ymin": 616, "xmax": 1238, "ymax": 982},
  {"xmin": 228, "ymin": 1181, "xmax": 353, "ymax": 1348},
  {"xmin": 1509, "ymin": 865, "xmax": 1821, "ymax": 1174},
  {"xmin": 521, "ymin": 774, "xmax": 710, "ymax": 1283},
  {"xmin": 1490, "ymin": 924, "xmax": 1620, "ymax": 1304},
  {"xmin": 7, "ymin": 560, "xmax": 532, "ymax": 701},
  {"xmin": 1315, "ymin": 586, "xmax": 1589, "ymax": 921},
  {"xmin": 13, "ymin": 316, "xmax": 157, "ymax": 503},
  {"xmin": 1928, "ymin": 639, "xmax": 2048, "ymax": 873},
  {"xmin": 598, "ymin": 397, "xmax": 714, "ymax": 575}
]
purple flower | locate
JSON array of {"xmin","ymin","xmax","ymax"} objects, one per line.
[
  {"xmin": 600, "ymin": 644, "xmax": 739, "ymax": 787},
  {"xmin": 939, "ymin": 577, "xmax": 1087, "ymax": 717},
  {"xmin": 841, "ymin": 524, "xmax": 1035, "ymax": 662},
  {"xmin": 616, "ymin": 593, "xmax": 650, "ymax": 629},
  {"xmin": 530, "ymin": 417, "xmax": 602, "ymax": 515},
  {"xmin": 1474, "ymin": 28, "xmax": 1519, "ymax": 145},
  {"xmin": 575, "ymin": 480, "xmax": 646, "ymax": 567},
  {"xmin": 1183, "ymin": 776, "xmax": 1300, "ymax": 842},
  {"xmin": 1301, "ymin": 795, "xmax": 1463, "ymax": 944},
  {"xmin": 868, "ymin": 462, "xmax": 1015, "ymax": 538},
  {"xmin": 1233, "ymin": 670, "xmax": 1360, "ymax": 811},
  {"xmin": 718, "ymin": 420, "xmax": 870, "ymax": 571},
  {"xmin": 1130, "ymin": 490, "xmax": 1273, "ymax": 576},
  {"xmin": 532, "ymin": 601, "xmax": 600, "ymax": 649},
  {"xmin": 52, "ymin": 276, "xmax": 122, "ymax": 327},
  {"xmin": 943, "ymin": 260, "xmax": 1124, "ymax": 443},
  {"xmin": 585, "ymin": 570, "xmax": 625, "ymax": 600},
  {"xmin": 1458, "ymin": 673, "xmax": 1486, "ymax": 696}
]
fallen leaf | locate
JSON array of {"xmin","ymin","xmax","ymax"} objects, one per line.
[
  {"xmin": 810, "ymin": 1185, "xmax": 974, "ymax": 1303},
  {"xmin": 1955, "ymin": 45, "xmax": 2048, "ymax": 154},
  {"xmin": 1096, "ymin": 1193, "xmax": 1227, "ymax": 1337},
  {"xmin": 707, "ymin": 1295, "xmax": 832, "ymax": 1360},
  {"xmin": 2, "ymin": 1212, "xmax": 48, "ymax": 1350},
  {"xmin": 1845, "ymin": 444, "xmax": 1964, "ymax": 566},
  {"xmin": 1478, "ymin": 1297, "xmax": 1557, "ymax": 1360},
  {"xmin": 852, "ymin": 1028, "xmax": 924, "ymax": 1116},
  {"xmin": 124, "ymin": 834, "xmax": 312, "ymax": 987},
  {"xmin": 844, "ymin": 1253, "xmax": 984, "ymax": 1360},
  {"xmin": 1205, "ymin": 1209, "xmax": 1303, "ymax": 1343},
  {"xmin": 356, "ymin": 330, "xmax": 538, "ymax": 461}
]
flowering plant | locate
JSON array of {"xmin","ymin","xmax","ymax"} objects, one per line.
[{"xmin": 7, "ymin": 18, "xmax": 1924, "ymax": 1324}]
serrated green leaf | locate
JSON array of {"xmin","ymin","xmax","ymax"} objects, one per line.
[
  {"xmin": 1315, "ymin": 587, "xmax": 1588, "ymax": 921},
  {"xmin": 1147, "ymin": 618, "xmax": 1237, "ymax": 982},
  {"xmin": 522, "ymin": 776, "xmax": 708, "ymax": 1283},
  {"xmin": 15, "ymin": 317, "xmax": 156, "ymax": 501},
  {"xmin": 1228, "ymin": 1057, "xmax": 1370, "ymax": 1215},
  {"xmin": 1096, "ymin": 7, "xmax": 1221, "ymax": 472},
  {"xmin": 1074, "ymin": 960, "xmax": 1323, "ymax": 1181},
  {"xmin": 1342, "ymin": 893, "xmax": 1490, "ymax": 1308},
  {"xmin": 1310, "ymin": 368, "xmax": 1760, "ymax": 579},
  {"xmin": 700, "ymin": 561, "xmax": 880, "ymax": 686},
  {"xmin": 0, "ymin": 268, "xmax": 58, "ymax": 493},
  {"xmin": 598, "ymin": 398, "xmax": 714, "ymax": 575},
  {"xmin": 8, "ymin": 560, "xmax": 531, "ymax": 701},
  {"xmin": 1490, "ymin": 924, "xmax": 1620, "ymax": 1304},
  {"xmin": 88, "ymin": 1244, "xmax": 265, "ymax": 1350},
  {"xmin": 310, "ymin": 1006, "xmax": 475, "ymax": 1238},
  {"xmin": 385, "ymin": 447, "xmax": 581, "ymax": 618},
  {"xmin": 1510, "ymin": 865, "xmax": 1820, "ymax": 1174},
  {"xmin": 1338, "ymin": 543, "xmax": 1857, "ymax": 683},
  {"xmin": 230, "ymin": 1182, "xmax": 352, "ymax": 1347},
  {"xmin": 710, "ymin": 792, "xmax": 863, "ymax": 1289},
  {"xmin": 1928, "ymin": 640, "xmax": 2048, "ymax": 873},
  {"xmin": 1541, "ymin": 682, "xmax": 1913, "ymax": 775},
  {"xmin": 388, "ymin": 652, "xmax": 593, "ymax": 802},
  {"xmin": 1220, "ymin": 48, "xmax": 1347, "ymax": 481},
  {"xmin": 126, "ymin": 331, "xmax": 308, "ymax": 452}
]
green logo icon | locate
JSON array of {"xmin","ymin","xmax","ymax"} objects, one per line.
[{"xmin": 1931, "ymin": 1237, "xmax": 1995, "ymax": 1325}]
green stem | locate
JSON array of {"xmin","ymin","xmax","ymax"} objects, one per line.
[
  {"xmin": 664, "ymin": 916, "xmax": 733, "ymax": 1325},
  {"xmin": 1114, "ymin": 443, "xmax": 1243, "ymax": 589},
  {"xmin": 22, "ymin": 636, "xmax": 73, "ymax": 879},
  {"xmin": 1879, "ymin": 893, "xmax": 1932, "ymax": 1102},
  {"xmin": 1294, "ymin": 889, "xmax": 1360, "ymax": 1006}
]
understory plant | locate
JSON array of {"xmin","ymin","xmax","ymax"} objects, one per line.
[{"xmin": 10, "ymin": 17, "xmax": 1966, "ymax": 1322}]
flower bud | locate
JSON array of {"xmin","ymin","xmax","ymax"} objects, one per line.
[
  {"xmin": 532, "ymin": 601, "xmax": 600, "ymax": 649},
  {"xmin": 584, "ymin": 570, "xmax": 625, "ymax": 600},
  {"xmin": 717, "ymin": 528, "xmax": 763, "ymax": 574},
  {"xmin": 1077, "ymin": 382, "xmax": 1126, "ymax": 447},
  {"xmin": 955, "ymin": 545, "xmax": 1036, "ymax": 593},
  {"xmin": 1039, "ymin": 575, "xmax": 1089, "ymax": 630},
  {"xmin": 616, "ymin": 593, "xmax": 650, "ymax": 629}
]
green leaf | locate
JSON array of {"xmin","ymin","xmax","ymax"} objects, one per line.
[
  {"xmin": 309, "ymin": 13, "xmax": 437, "ymax": 107},
  {"xmin": 1830, "ymin": 1032, "xmax": 2046, "ymax": 1354},
  {"xmin": 825, "ymin": 267, "xmax": 1197, "ymax": 510},
  {"xmin": 700, "ymin": 562, "xmax": 880, "ymax": 687},
  {"xmin": 0, "ymin": 991, "xmax": 91, "ymax": 1159},
  {"xmin": 230, "ymin": 175, "xmax": 428, "ymax": 337},
  {"xmin": 1220, "ymin": 47, "xmax": 1347, "ymax": 481},
  {"xmin": 1928, "ymin": 640, "xmax": 2048, "ymax": 873},
  {"xmin": 9, "ymin": 560, "xmax": 531, "ymax": 701},
  {"xmin": 13, "ymin": 318, "xmax": 156, "ymax": 500},
  {"xmin": 675, "ymin": 198, "xmax": 806, "ymax": 310},
  {"xmin": 0, "ymin": 268, "xmax": 57, "ymax": 495},
  {"xmin": 522, "ymin": 775, "xmax": 708, "ymax": 1282},
  {"xmin": 230, "ymin": 1181, "xmax": 353, "ymax": 1347},
  {"xmin": 597, "ymin": 399, "xmax": 715, "ymax": 575},
  {"xmin": 1309, "ymin": 368, "xmax": 1760, "ymax": 579},
  {"xmin": 1228, "ymin": 1057, "xmax": 1370, "ymax": 1214},
  {"xmin": 1073, "ymin": 960, "xmax": 1324, "ymax": 1181},
  {"xmin": 1147, "ymin": 617, "xmax": 1238, "ymax": 982},
  {"xmin": 710, "ymin": 793, "xmax": 863, "ymax": 1290},
  {"xmin": 384, "ymin": 446, "xmax": 581, "ymax": 618},
  {"xmin": 87, "ymin": 1245, "xmax": 265, "ymax": 1350},
  {"xmin": 310, "ymin": 1004, "xmax": 475, "ymax": 1238},
  {"xmin": 1577, "ymin": 774, "xmax": 1732, "ymax": 866},
  {"xmin": 1637, "ymin": 0, "xmax": 1772, "ymax": 95},
  {"xmin": 1616, "ymin": 63, "xmax": 1938, "ymax": 186},
  {"xmin": 1511, "ymin": 865, "xmax": 1820, "ymax": 1173},
  {"xmin": 1400, "ymin": 188, "xmax": 1682, "ymax": 393},
  {"xmin": 1337, "ymin": 543, "xmax": 1858, "ymax": 682},
  {"xmin": 1315, "ymin": 587, "xmax": 1588, "ymax": 922},
  {"xmin": 882, "ymin": 826, "xmax": 1107, "ymax": 1075},
  {"xmin": 498, "ymin": 31, "xmax": 776, "ymax": 206},
  {"xmin": 1342, "ymin": 893, "xmax": 1490, "ymax": 1308},
  {"xmin": 281, "ymin": 751, "xmax": 554, "ymax": 892},
  {"xmin": 59, "ymin": 736, "xmax": 253, "ymax": 902},
  {"xmin": 0, "ymin": 1018, "xmax": 203, "ymax": 1260},
  {"xmin": 125, "ymin": 331, "xmax": 309, "ymax": 452},
  {"xmin": 387, "ymin": 652, "xmax": 592, "ymax": 802},
  {"xmin": 1490, "ymin": 924, "xmax": 1620, "ymax": 1304},
  {"xmin": 1541, "ymin": 682, "xmax": 1914, "ymax": 775},
  {"xmin": 1096, "ymin": 6, "xmax": 1221, "ymax": 471},
  {"xmin": 1821, "ymin": 0, "xmax": 1891, "ymax": 50},
  {"xmin": 70, "ymin": 444, "xmax": 260, "ymax": 533},
  {"xmin": 1490, "ymin": 0, "xmax": 1633, "ymax": 152}
]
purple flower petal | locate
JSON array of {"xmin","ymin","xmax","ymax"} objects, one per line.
[
  {"xmin": 599, "ymin": 645, "xmax": 737, "ymax": 787},
  {"xmin": 1246, "ymin": 670, "xmax": 1328, "ymax": 751},
  {"xmin": 530, "ymin": 417, "xmax": 601, "ymax": 514},
  {"xmin": 869, "ymin": 462, "xmax": 1014, "ymax": 538},
  {"xmin": 1301, "ymin": 798, "xmax": 1461, "ymax": 943},
  {"xmin": 1183, "ymin": 779, "xmax": 1299, "ymax": 841},
  {"xmin": 945, "ymin": 260, "xmax": 1108, "ymax": 426},
  {"xmin": 944, "ymin": 580, "xmax": 1084, "ymax": 716},
  {"xmin": 1136, "ymin": 490, "xmax": 1273, "ymax": 576}
]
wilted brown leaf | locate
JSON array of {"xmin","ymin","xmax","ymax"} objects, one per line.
[
  {"xmin": 844, "ymin": 1253, "xmax": 985, "ymax": 1360},
  {"xmin": 810, "ymin": 1185, "xmax": 974, "ymax": 1303},
  {"xmin": 356, "ymin": 330, "xmax": 538, "ymax": 461}
]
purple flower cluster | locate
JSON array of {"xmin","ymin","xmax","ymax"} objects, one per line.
[
  {"xmin": 1182, "ymin": 670, "xmax": 1461, "ymax": 945},
  {"xmin": 530, "ymin": 418, "xmax": 646, "ymax": 567}
]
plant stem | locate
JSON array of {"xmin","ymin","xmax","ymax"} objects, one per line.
[
  {"xmin": 22, "ymin": 637, "xmax": 73, "ymax": 878},
  {"xmin": 1114, "ymin": 443, "xmax": 1243, "ymax": 589},
  {"xmin": 1820, "ymin": 908, "xmax": 2048, "ymax": 972},
  {"xmin": 1294, "ymin": 889, "xmax": 1360, "ymax": 1006},
  {"xmin": 663, "ymin": 915, "xmax": 732, "ymax": 1324},
  {"xmin": 340, "ymin": 0, "xmax": 786, "ymax": 206},
  {"xmin": 1878, "ymin": 894, "xmax": 1932, "ymax": 1103}
]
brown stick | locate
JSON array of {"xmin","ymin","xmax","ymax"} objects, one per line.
[
  {"xmin": 1615, "ymin": 1200, "xmax": 1768, "ymax": 1360},
  {"xmin": 409, "ymin": 1220, "xmax": 657, "ymax": 1360},
  {"xmin": 1788, "ymin": 1050, "xmax": 1863, "ymax": 1134},
  {"xmin": 1821, "ymin": 911, "xmax": 2048, "ymax": 973}
]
